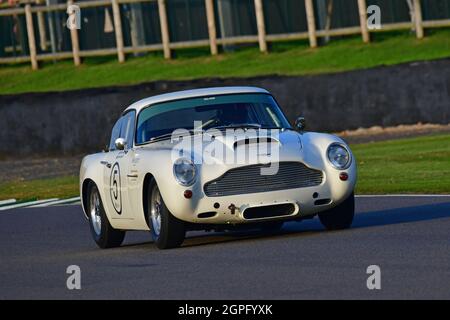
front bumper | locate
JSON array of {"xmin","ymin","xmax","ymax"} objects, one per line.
[{"xmin": 165, "ymin": 169, "xmax": 356, "ymax": 224}]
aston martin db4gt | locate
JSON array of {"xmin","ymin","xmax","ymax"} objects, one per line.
[{"xmin": 80, "ymin": 87, "xmax": 356, "ymax": 249}]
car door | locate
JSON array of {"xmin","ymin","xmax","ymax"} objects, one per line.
[
  {"xmin": 114, "ymin": 110, "xmax": 138, "ymax": 220},
  {"xmin": 103, "ymin": 111, "xmax": 138, "ymax": 221},
  {"xmin": 102, "ymin": 117, "xmax": 124, "ymax": 219}
]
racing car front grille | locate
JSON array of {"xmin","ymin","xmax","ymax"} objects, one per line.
[
  {"xmin": 243, "ymin": 203, "xmax": 295, "ymax": 220},
  {"xmin": 203, "ymin": 162, "xmax": 323, "ymax": 197}
]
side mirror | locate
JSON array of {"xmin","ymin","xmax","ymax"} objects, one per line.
[
  {"xmin": 294, "ymin": 116, "xmax": 306, "ymax": 132},
  {"xmin": 115, "ymin": 137, "xmax": 126, "ymax": 151}
]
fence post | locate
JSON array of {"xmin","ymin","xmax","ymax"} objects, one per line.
[
  {"xmin": 25, "ymin": 4, "xmax": 38, "ymax": 70},
  {"xmin": 158, "ymin": 0, "xmax": 171, "ymax": 59},
  {"xmin": 112, "ymin": 0, "xmax": 125, "ymax": 62},
  {"xmin": 254, "ymin": 0, "xmax": 267, "ymax": 53},
  {"xmin": 357, "ymin": 0, "xmax": 370, "ymax": 43},
  {"xmin": 304, "ymin": 0, "xmax": 317, "ymax": 48},
  {"xmin": 36, "ymin": 0, "xmax": 48, "ymax": 51},
  {"xmin": 413, "ymin": 0, "xmax": 424, "ymax": 39},
  {"xmin": 205, "ymin": 0, "xmax": 218, "ymax": 55},
  {"xmin": 68, "ymin": 0, "xmax": 81, "ymax": 66}
]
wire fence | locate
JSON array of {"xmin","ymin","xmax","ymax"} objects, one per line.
[{"xmin": 0, "ymin": 0, "xmax": 449, "ymax": 69}]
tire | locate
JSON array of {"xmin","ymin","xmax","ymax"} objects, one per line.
[
  {"xmin": 87, "ymin": 183, "xmax": 125, "ymax": 248},
  {"xmin": 146, "ymin": 179, "xmax": 185, "ymax": 249},
  {"xmin": 259, "ymin": 221, "xmax": 284, "ymax": 233},
  {"xmin": 318, "ymin": 192, "xmax": 355, "ymax": 230}
]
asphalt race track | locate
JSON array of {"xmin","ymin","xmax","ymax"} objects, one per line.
[{"xmin": 1, "ymin": 196, "xmax": 449, "ymax": 299}]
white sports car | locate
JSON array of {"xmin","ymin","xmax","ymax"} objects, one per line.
[{"xmin": 80, "ymin": 87, "xmax": 357, "ymax": 249}]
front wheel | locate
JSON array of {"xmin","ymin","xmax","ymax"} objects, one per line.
[
  {"xmin": 87, "ymin": 183, "xmax": 125, "ymax": 248},
  {"xmin": 146, "ymin": 179, "xmax": 185, "ymax": 249},
  {"xmin": 318, "ymin": 192, "xmax": 355, "ymax": 230}
]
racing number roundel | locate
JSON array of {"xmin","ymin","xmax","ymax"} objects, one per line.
[{"xmin": 109, "ymin": 162, "xmax": 122, "ymax": 214}]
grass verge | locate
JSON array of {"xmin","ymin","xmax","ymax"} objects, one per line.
[
  {"xmin": 353, "ymin": 133, "xmax": 450, "ymax": 194},
  {"xmin": 0, "ymin": 133, "xmax": 449, "ymax": 201},
  {"xmin": 0, "ymin": 176, "xmax": 78, "ymax": 202},
  {"xmin": 0, "ymin": 29, "xmax": 449, "ymax": 95}
]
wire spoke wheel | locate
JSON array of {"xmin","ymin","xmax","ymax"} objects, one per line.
[
  {"xmin": 146, "ymin": 178, "xmax": 186, "ymax": 249},
  {"xmin": 150, "ymin": 185, "xmax": 162, "ymax": 237},
  {"xmin": 89, "ymin": 187, "xmax": 102, "ymax": 236},
  {"xmin": 87, "ymin": 183, "xmax": 125, "ymax": 249}
]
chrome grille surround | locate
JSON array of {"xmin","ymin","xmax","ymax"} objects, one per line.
[{"xmin": 203, "ymin": 162, "xmax": 323, "ymax": 197}]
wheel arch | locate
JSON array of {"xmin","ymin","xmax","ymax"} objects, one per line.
[
  {"xmin": 81, "ymin": 178, "xmax": 95, "ymax": 219},
  {"xmin": 142, "ymin": 172, "xmax": 155, "ymax": 228}
]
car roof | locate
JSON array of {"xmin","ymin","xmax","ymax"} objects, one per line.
[{"xmin": 124, "ymin": 86, "xmax": 270, "ymax": 114}]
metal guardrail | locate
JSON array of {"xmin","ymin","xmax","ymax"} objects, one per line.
[{"xmin": 0, "ymin": 0, "xmax": 449, "ymax": 70}]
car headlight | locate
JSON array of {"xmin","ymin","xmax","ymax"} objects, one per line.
[
  {"xmin": 173, "ymin": 158, "xmax": 196, "ymax": 186},
  {"xmin": 327, "ymin": 143, "xmax": 351, "ymax": 170}
]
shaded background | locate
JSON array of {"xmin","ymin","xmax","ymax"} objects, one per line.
[
  {"xmin": 0, "ymin": 58, "xmax": 449, "ymax": 156},
  {"xmin": 1, "ymin": 0, "xmax": 449, "ymax": 58}
]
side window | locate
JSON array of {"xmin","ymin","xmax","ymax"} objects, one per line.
[
  {"xmin": 120, "ymin": 111, "xmax": 136, "ymax": 150},
  {"xmin": 109, "ymin": 118, "xmax": 122, "ymax": 151}
]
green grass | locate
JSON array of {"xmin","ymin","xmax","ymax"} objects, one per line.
[
  {"xmin": 353, "ymin": 134, "xmax": 450, "ymax": 194},
  {"xmin": 0, "ymin": 29, "xmax": 449, "ymax": 94},
  {"xmin": 0, "ymin": 134, "xmax": 449, "ymax": 201},
  {"xmin": 0, "ymin": 176, "xmax": 78, "ymax": 202}
]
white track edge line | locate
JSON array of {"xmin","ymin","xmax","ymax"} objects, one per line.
[
  {"xmin": 30, "ymin": 197, "xmax": 81, "ymax": 207},
  {"xmin": 0, "ymin": 199, "xmax": 16, "ymax": 206},
  {"xmin": 0, "ymin": 198, "xmax": 59, "ymax": 211}
]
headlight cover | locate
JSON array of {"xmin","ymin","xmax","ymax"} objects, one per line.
[
  {"xmin": 173, "ymin": 158, "xmax": 197, "ymax": 186},
  {"xmin": 327, "ymin": 143, "xmax": 351, "ymax": 170}
]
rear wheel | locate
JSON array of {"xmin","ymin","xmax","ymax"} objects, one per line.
[
  {"xmin": 88, "ymin": 183, "xmax": 125, "ymax": 248},
  {"xmin": 318, "ymin": 192, "xmax": 355, "ymax": 230},
  {"xmin": 146, "ymin": 179, "xmax": 185, "ymax": 249}
]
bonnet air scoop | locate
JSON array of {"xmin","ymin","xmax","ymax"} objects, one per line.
[{"xmin": 233, "ymin": 137, "xmax": 280, "ymax": 149}]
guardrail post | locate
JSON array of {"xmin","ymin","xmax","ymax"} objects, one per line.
[
  {"xmin": 357, "ymin": 0, "xmax": 370, "ymax": 43},
  {"xmin": 304, "ymin": 0, "xmax": 317, "ymax": 48},
  {"xmin": 413, "ymin": 0, "xmax": 424, "ymax": 39},
  {"xmin": 25, "ymin": 4, "xmax": 38, "ymax": 70},
  {"xmin": 158, "ymin": 0, "xmax": 171, "ymax": 59},
  {"xmin": 254, "ymin": 0, "xmax": 267, "ymax": 53},
  {"xmin": 112, "ymin": 0, "xmax": 125, "ymax": 62},
  {"xmin": 205, "ymin": 0, "xmax": 218, "ymax": 55},
  {"xmin": 68, "ymin": 0, "xmax": 81, "ymax": 66}
]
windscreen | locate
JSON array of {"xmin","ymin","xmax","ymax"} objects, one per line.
[{"xmin": 136, "ymin": 93, "xmax": 291, "ymax": 144}]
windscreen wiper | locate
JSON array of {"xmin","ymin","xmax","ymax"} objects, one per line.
[
  {"xmin": 150, "ymin": 131, "xmax": 190, "ymax": 142},
  {"xmin": 150, "ymin": 129, "xmax": 202, "ymax": 142},
  {"xmin": 149, "ymin": 124, "xmax": 276, "ymax": 142},
  {"xmin": 260, "ymin": 126, "xmax": 293, "ymax": 130},
  {"xmin": 212, "ymin": 123, "xmax": 262, "ymax": 130}
]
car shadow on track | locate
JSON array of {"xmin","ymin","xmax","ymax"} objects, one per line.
[
  {"xmin": 120, "ymin": 201, "xmax": 450, "ymax": 250},
  {"xmin": 352, "ymin": 201, "xmax": 450, "ymax": 228}
]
